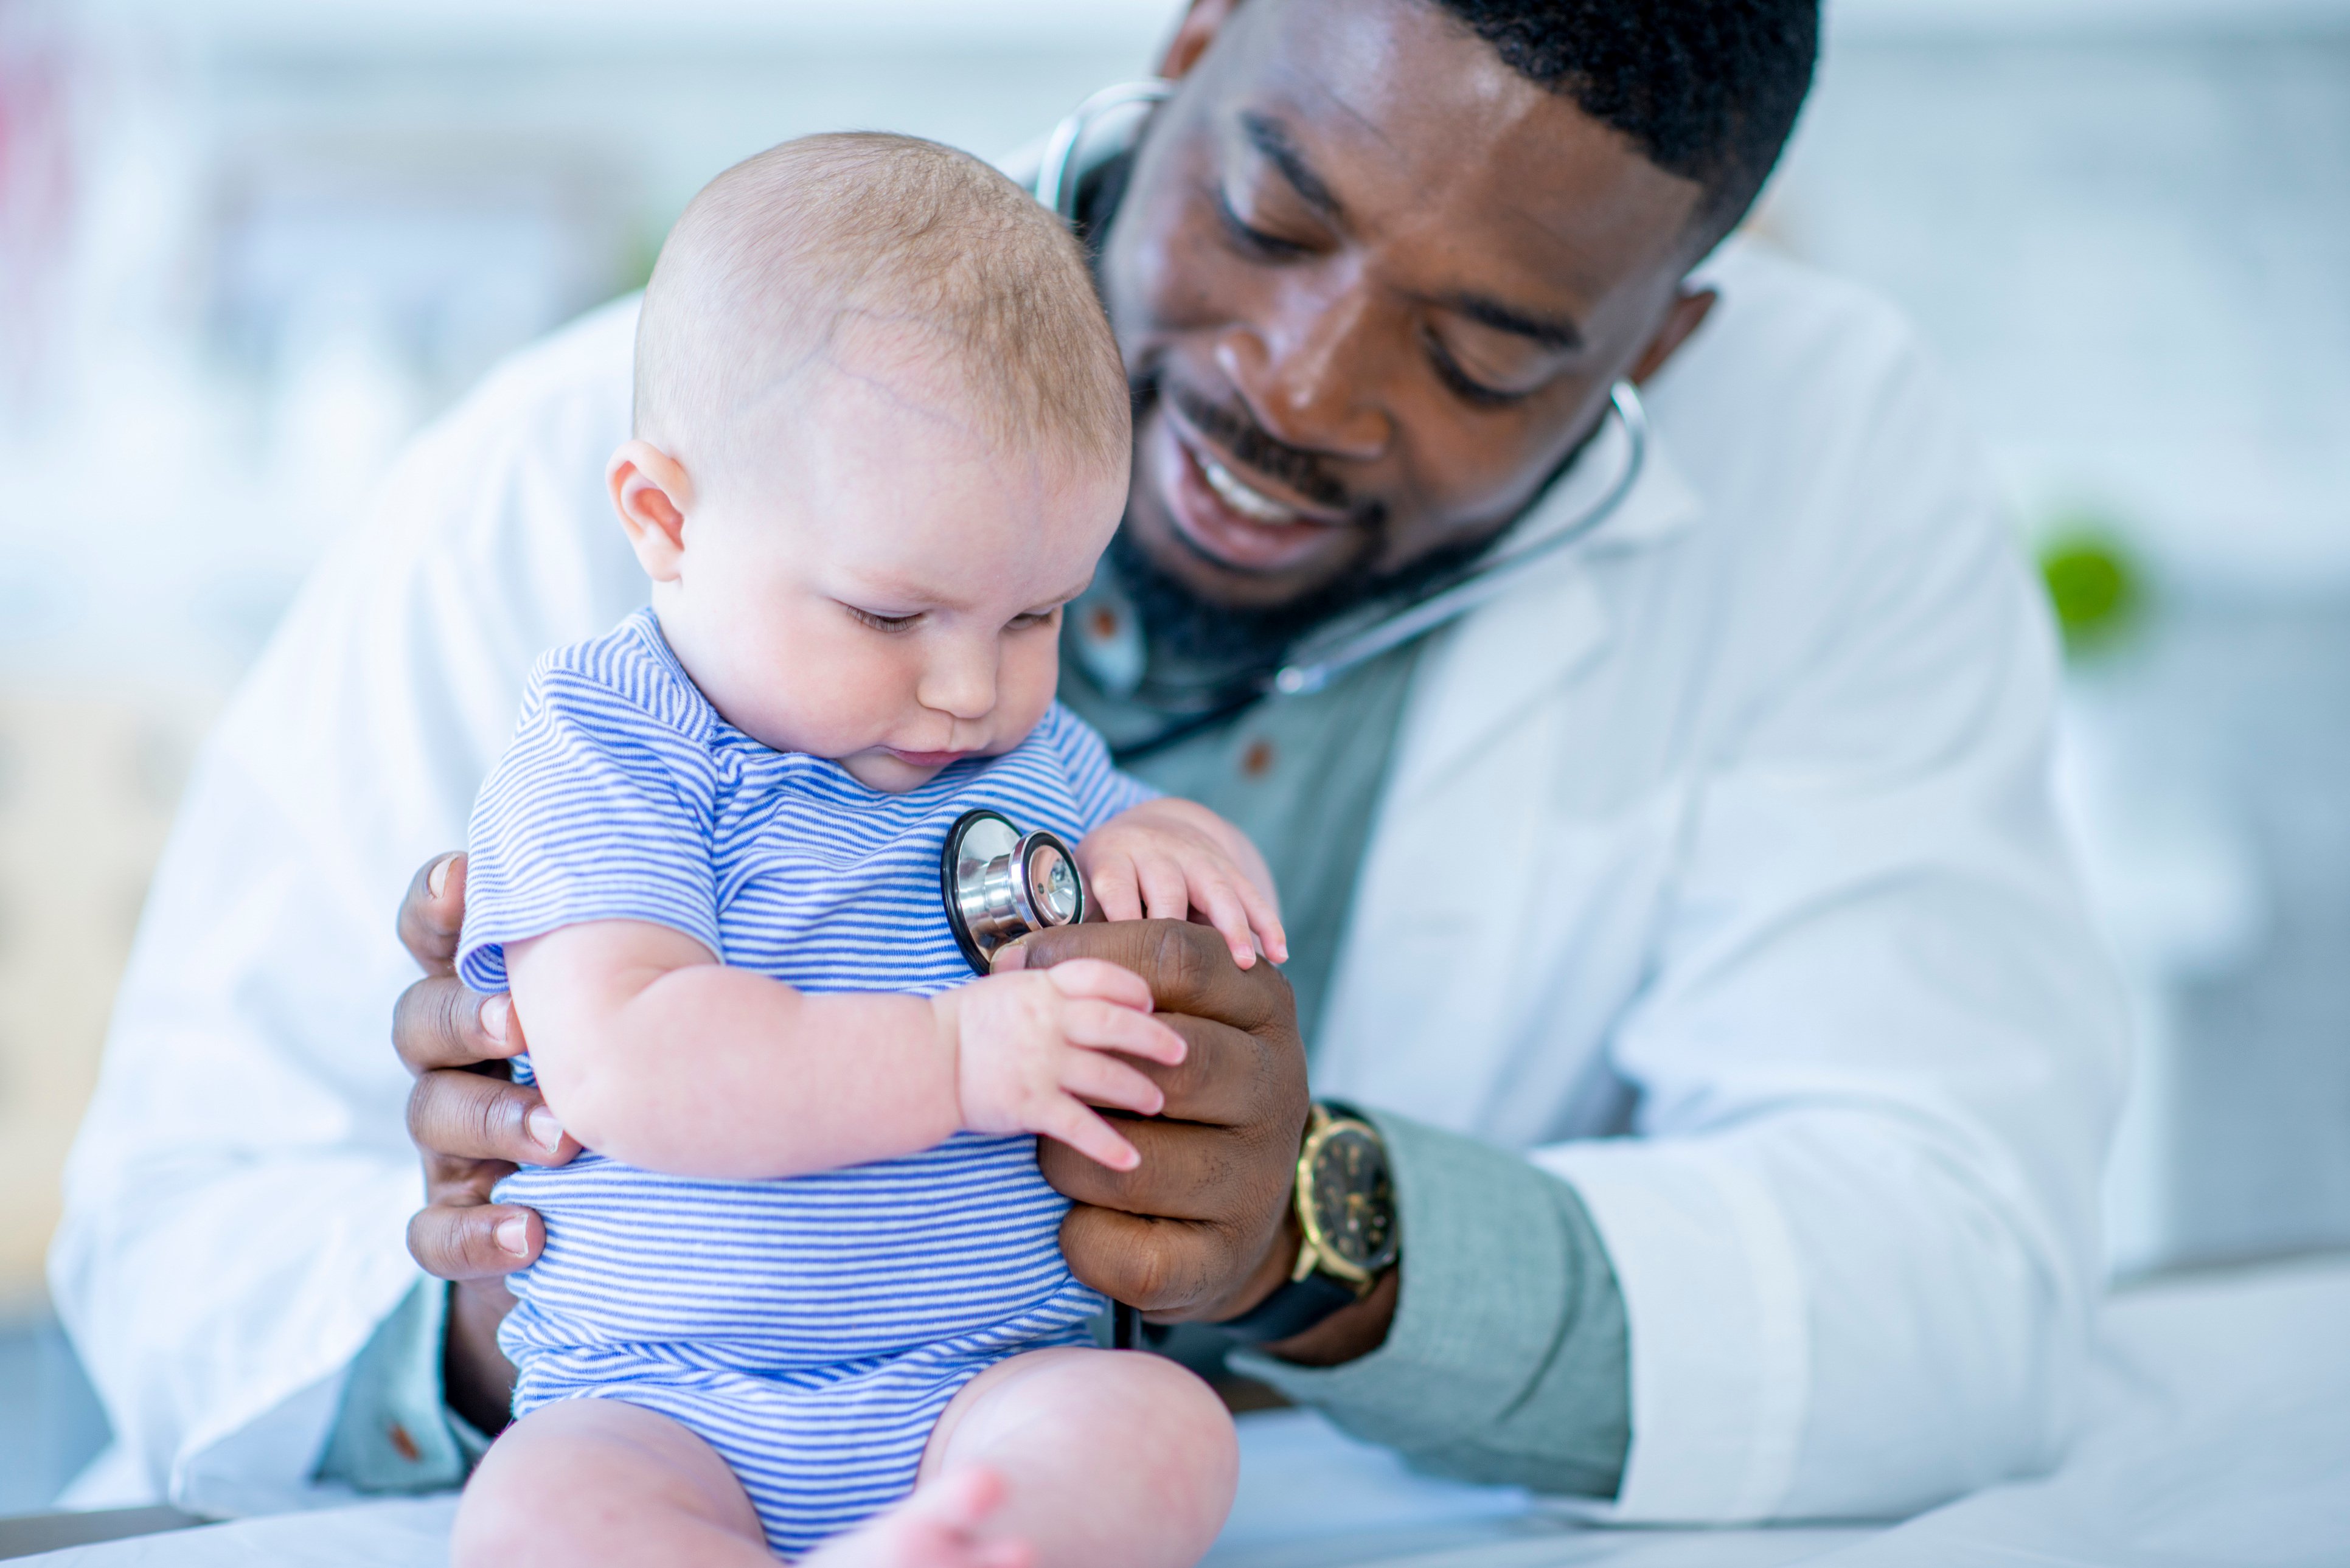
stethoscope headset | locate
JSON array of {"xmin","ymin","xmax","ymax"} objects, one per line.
[{"xmin": 949, "ymin": 82, "xmax": 1654, "ymax": 1348}]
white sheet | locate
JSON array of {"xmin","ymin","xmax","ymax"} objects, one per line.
[
  {"xmin": 1808, "ymin": 1252, "xmax": 2350, "ymax": 1568},
  {"xmin": 26, "ymin": 1254, "xmax": 2349, "ymax": 1568}
]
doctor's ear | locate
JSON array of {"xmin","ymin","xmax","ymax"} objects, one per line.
[
  {"xmin": 1628, "ymin": 288, "xmax": 1718, "ymax": 387},
  {"xmin": 1156, "ymin": 0, "xmax": 1248, "ymax": 79},
  {"xmin": 608, "ymin": 440, "xmax": 697, "ymax": 583}
]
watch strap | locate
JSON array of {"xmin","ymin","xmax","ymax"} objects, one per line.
[{"xmin": 1214, "ymin": 1269, "xmax": 1360, "ymax": 1346}]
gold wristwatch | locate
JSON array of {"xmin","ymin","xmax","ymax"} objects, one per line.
[{"xmin": 1219, "ymin": 1101, "xmax": 1399, "ymax": 1345}]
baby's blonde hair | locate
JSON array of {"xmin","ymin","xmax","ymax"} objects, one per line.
[{"xmin": 634, "ymin": 132, "xmax": 1130, "ymax": 479}]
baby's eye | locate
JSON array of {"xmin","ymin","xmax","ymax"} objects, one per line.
[
  {"xmin": 846, "ymin": 606, "xmax": 923, "ymax": 633},
  {"xmin": 1007, "ymin": 606, "xmax": 1063, "ymax": 631}
]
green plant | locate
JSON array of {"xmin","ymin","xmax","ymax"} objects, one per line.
[{"xmin": 2037, "ymin": 528, "xmax": 2144, "ymax": 658}]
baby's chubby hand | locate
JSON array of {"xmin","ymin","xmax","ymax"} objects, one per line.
[
  {"xmin": 1076, "ymin": 799, "xmax": 1288, "ymax": 970},
  {"xmin": 935, "ymin": 959, "xmax": 1186, "ymax": 1171}
]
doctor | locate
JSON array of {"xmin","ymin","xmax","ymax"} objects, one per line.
[{"xmin": 54, "ymin": 0, "xmax": 2126, "ymax": 1528}]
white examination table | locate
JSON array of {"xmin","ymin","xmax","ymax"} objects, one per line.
[{"xmin": 24, "ymin": 1254, "xmax": 2349, "ymax": 1567}]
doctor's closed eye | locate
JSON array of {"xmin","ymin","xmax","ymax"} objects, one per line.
[
  {"xmin": 1210, "ymin": 186, "xmax": 1549, "ymax": 410},
  {"xmin": 1212, "ymin": 182, "xmax": 1313, "ymax": 263}
]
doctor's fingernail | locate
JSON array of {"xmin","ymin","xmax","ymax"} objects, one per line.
[
  {"xmin": 526, "ymin": 1107, "xmax": 565, "ymax": 1153},
  {"xmin": 479, "ymin": 994, "xmax": 511, "ymax": 1046},
  {"xmin": 428, "ymin": 855, "xmax": 456, "ymax": 899},
  {"xmin": 495, "ymin": 1216, "xmax": 530, "ymax": 1257}
]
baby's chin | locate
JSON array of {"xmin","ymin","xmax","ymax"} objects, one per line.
[{"xmin": 836, "ymin": 746, "xmax": 984, "ymax": 794}]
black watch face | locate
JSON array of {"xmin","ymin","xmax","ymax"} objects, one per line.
[{"xmin": 1309, "ymin": 1125, "xmax": 1397, "ymax": 1272}]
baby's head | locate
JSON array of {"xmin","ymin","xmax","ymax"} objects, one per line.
[{"xmin": 610, "ymin": 133, "xmax": 1131, "ymax": 793}]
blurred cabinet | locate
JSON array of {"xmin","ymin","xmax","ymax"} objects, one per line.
[{"xmin": 0, "ymin": 691, "xmax": 207, "ymax": 1302}]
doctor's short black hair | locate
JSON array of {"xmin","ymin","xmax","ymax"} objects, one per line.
[{"xmin": 1431, "ymin": 0, "xmax": 1819, "ymax": 246}]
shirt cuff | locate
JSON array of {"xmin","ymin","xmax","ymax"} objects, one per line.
[
  {"xmin": 314, "ymin": 1281, "xmax": 492, "ymax": 1493},
  {"xmin": 1229, "ymin": 1112, "xmax": 1631, "ymax": 1497}
]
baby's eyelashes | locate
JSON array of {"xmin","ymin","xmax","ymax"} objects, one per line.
[{"xmin": 843, "ymin": 605, "xmax": 925, "ymax": 633}]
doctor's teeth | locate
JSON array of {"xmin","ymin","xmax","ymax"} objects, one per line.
[{"xmin": 1201, "ymin": 454, "xmax": 1304, "ymax": 525}]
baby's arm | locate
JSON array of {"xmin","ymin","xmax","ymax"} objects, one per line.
[
  {"xmin": 506, "ymin": 921, "xmax": 1183, "ymax": 1179},
  {"xmin": 1077, "ymin": 798, "xmax": 1287, "ymax": 970}
]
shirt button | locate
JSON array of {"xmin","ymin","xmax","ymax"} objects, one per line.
[{"xmin": 1240, "ymin": 738, "xmax": 1275, "ymax": 779}]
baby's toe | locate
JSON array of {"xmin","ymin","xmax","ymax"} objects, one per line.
[{"xmin": 798, "ymin": 1472, "xmax": 1025, "ymax": 1568}]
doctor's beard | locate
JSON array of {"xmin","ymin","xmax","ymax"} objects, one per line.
[{"xmin": 1113, "ymin": 370, "xmax": 1501, "ymax": 678}]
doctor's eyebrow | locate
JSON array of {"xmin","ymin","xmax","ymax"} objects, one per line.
[{"xmin": 1240, "ymin": 113, "xmax": 1343, "ymax": 224}]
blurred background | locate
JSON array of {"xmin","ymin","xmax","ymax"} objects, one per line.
[{"xmin": 2, "ymin": 0, "xmax": 2346, "ymax": 1516}]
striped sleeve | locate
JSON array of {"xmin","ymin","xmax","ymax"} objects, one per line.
[
  {"xmin": 457, "ymin": 660, "xmax": 721, "ymax": 993},
  {"xmin": 1045, "ymin": 704, "xmax": 1158, "ymax": 833}
]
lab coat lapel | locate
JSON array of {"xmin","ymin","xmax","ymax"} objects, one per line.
[
  {"xmin": 1316, "ymin": 425, "xmax": 1703, "ymax": 1129},
  {"xmin": 1386, "ymin": 417, "xmax": 1704, "ymax": 813}
]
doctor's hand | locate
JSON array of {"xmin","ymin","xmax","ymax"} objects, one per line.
[
  {"xmin": 392, "ymin": 850, "xmax": 579, "ymax": 1433},
  {"xmin": 999, "ymin": 920, "xmax": 1392, "ymax": 1364}
]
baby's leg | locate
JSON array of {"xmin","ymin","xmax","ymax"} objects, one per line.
[
  {"xmin": 453, "ymin": 1399, "xmax": 773, "ymax": 1568},
  {"xmin": 467, "ymin": 1396, "xmax": 1031, "ymax": 1568},
  {"xmin": 917, "ymin": 1347, "xmax": 1240, "ymax": 1568}
]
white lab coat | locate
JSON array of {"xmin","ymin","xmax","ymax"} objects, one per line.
[{"xmin": 50, "ymin": 238, "xmax": 2126, "ymax": 1525}]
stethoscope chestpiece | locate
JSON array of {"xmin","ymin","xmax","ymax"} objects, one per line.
[{"xmin": 940, "ymin": 809, "xmax": 1088, "ymax": 975}]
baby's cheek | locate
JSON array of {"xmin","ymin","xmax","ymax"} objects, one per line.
[{"xmin": 991, "ymin": 640, "xmax": 1062, "ymax": 744}]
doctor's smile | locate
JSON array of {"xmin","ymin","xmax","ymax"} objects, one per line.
[{"xmin": 1149, "ymin": 395, "xmax": 1362, "ymax": 577}]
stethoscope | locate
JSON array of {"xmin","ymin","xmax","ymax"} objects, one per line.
[{"xmin": 942, "ymin": 82, "xmax": 1654, "ymax": 1345}]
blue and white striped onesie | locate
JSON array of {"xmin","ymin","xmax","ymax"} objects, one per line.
[{"xmin": 457, "ymin": 608, "xmax": 1152, "ymax": 1558}]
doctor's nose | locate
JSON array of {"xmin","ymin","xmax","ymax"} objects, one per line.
[{"xmin": 1215, "ymin": 289, "xmax": 1391, "ymax": 463}]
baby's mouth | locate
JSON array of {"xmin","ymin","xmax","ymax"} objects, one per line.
[{"xmin": 886, "ymin": 748, "xmax": 971, "ymax": 769}]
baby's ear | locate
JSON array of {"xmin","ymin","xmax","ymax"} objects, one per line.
[{"xmin": 608, "ymin": 440, "xmax": 695, "ymax": 581}]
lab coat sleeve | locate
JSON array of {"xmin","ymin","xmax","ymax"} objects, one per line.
[
  {"xmin": 1541, "ymin": 332, "xmax": 2129, "ymax": 1521},
  {"xmin": 45, "ymin": 300, "xmax": 641, "ymax": 1514}
]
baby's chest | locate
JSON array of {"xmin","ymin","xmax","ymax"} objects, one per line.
[{"xmin": 706, "ymin": 770, "xmax": 1091, "ymax": 997}]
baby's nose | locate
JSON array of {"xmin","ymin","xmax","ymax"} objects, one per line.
[{"xmin": 917, "ymin": 648, "xmax": 997, "ymax": 721}]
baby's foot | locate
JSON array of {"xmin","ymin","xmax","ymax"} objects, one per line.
[{"xmin": 799, "ymin": 1468, "xmax": 1032, "ymax": 1568}]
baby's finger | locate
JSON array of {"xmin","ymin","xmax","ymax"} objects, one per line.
[
  {"xmin": 1136, "ymin": 854, "xmax": 1192, "ymax": 923},
  {"xmin": 1060, "ymin": 998, "xmax": 1187, "ymax": 1065},
  {"xmin": 1060, "ymin": 1049, "xmax": 1166, "ymax": 1116},
  {"xmin": 1085, "ymin": 854, "xmax": 1144, "ymax": 924},
  {"xmin": 1038, "ymin": 1096, "xmax": 1142, "ymax": 1171},
  {"xmin": 1234, "ymin": 874, "xmax": 1290, "ymax": 966},
  {"xmin": 1191, "ymin": 876, "xmax": 1260, "ymax": 970},
  {"xmin": 1042, "ymin": 957, "xmax": 1155, "ymax": 1012}
]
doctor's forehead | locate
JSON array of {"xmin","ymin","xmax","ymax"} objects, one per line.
[{"xmin": 1194, "ymin": 0, "xmax": 1708, "ymax": 289}]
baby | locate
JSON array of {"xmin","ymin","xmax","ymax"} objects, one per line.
[{"xmin": 448, "ymin": 134, "xmax": 1284, "ymax": 1568}]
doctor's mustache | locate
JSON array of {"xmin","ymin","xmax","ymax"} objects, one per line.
[{"xmin": 1133, "ymin": 367, "xmax": 1388, "ymax": 531}]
